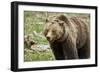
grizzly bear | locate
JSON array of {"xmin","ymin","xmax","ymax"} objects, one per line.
[{"xmin": 43, "ymin": 15, "xmax": 90, "ymax": 60}]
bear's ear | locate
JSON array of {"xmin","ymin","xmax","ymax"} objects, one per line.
[{"xmin": 57, "ymin": 15, "xmax": 69, "ymax": 23}]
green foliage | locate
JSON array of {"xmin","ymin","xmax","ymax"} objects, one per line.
[
  {"xmin": 24, "ymin": 49, "xmax": 55, "ymax": 62},
  {"xmin": 24, "ymin": 11, "xmax": 47, "ymax": 34}
]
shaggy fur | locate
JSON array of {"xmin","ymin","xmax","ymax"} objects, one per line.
[{"xmin": 44, "ymin": 15, "xmax": 90, "ymax": 60}]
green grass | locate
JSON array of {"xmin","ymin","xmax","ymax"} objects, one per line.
[
  {"xmin": 24, "ymin": 49, "xmax": 55, "ymax": 62},
  {"xmin": 24, "ymin": 11, "xmax": 48, "ymax": 44}
]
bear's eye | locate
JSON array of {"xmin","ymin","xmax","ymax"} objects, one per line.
[
  {"xmin": 52, "ymin": 30, "xmax": 56, "ymax": 33},
  {"xmin": 51, "ymin": 22, "xmax": 54, "ymax": 24}
]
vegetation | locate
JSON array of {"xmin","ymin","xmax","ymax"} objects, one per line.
[
  {"xmin": 24, "ymin": 11, "xmax": 90, "ymax": 62},
  {"xmin": 24, "ymin": 48, "xmax": 55, "ymax": 62}
]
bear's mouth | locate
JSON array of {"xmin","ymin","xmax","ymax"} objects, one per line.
[
  {"xmin": 48, "ymin": 39, "xmax": 55, "ymax": 43},
  {"xmin": 46, "ymin": 38, "xmax": 55, "ymax": 43}
]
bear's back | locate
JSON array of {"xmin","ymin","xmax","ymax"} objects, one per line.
[{"xmin": 70, "ymin": 17, "xmax": 89, "ymax": 49}]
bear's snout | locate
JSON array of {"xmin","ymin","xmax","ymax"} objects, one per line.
[
  {"xmin": 46, "ymin": 36, "xmax": 50, "ymax": 40},
  {"xmin": 46, "ymin": 31, "xmax": 52, "ymax": 40},
  {"xmin": 46, "ymin": 32, "xmax": 55, "ymax": 42},
  {"xmin": 46, "ymin": 34, "xmax": 52, "ymax": 41}
]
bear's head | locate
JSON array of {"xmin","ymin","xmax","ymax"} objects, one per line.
[{"xmin": 44, "ymin": 15, "xmax": 69, "ymax": 43}]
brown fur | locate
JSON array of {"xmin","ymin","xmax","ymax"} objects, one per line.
[{"xmin": 44, "ymin": 15, "xmax": 90, "ymax": 60}]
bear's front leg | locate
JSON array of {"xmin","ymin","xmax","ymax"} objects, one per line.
[
  {"xmin": 63, "ymin": 47, "xmax": 79, "ymax": 59},
  {"xmin": 50, "ymin": 43, "xmax": 65, "ymax": 60},
  {"xmin": 62, "ymin": 40, "xmax": 79, "ymax": 59}
]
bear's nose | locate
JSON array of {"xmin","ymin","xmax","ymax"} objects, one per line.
[{"xmin": 46, "ymin": 36, "xmax": 50, "ymax": 40}]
